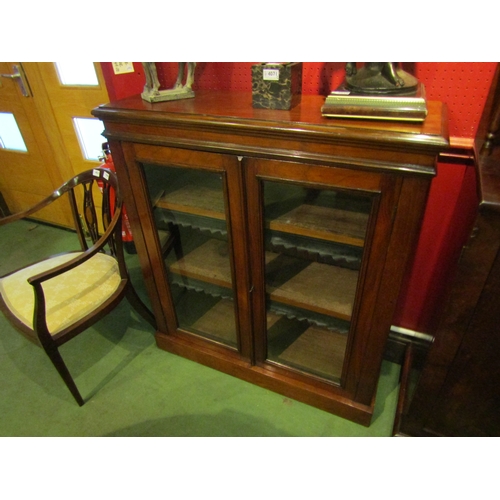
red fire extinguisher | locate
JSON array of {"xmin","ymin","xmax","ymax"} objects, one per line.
[{"xmin": 98, "ymin": 142, "xmax": 136, "ymax": 254}]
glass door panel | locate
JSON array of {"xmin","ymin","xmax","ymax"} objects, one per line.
[
  {"xmin": 143, "ymin": 163, "xmax": 238, "ymax": 349},
  {"xmin": 72, "ymin": 117, "xmax": 106, "ymax": 160},
  {"xmin": 55, "ymin": 62, "xmax": 99, "ymax": 86},
  {"xmin": 262, "ymin": 180, "xmax": 372, "ymax": 383},
  {"xmin": 0, "ymin": 112, "xmax": 28, "ymax": 151}
]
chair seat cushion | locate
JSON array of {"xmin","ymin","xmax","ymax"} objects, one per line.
[{"xmin": 0, "ymin": 252, "xmax": 122, "ymax": 335}]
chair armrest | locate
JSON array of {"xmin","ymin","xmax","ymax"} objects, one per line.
[{"xmin": 0, "ymin": 192, "xmax": 60, "ymax": 227}]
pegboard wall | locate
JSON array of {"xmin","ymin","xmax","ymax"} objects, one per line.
[
  {"xmin": 103, "ymin": 62, "xmax": 498, "ymax": 139},
  {"xmin": 98, "ymin": 61, "xmax": 499, "ymax": 334}
]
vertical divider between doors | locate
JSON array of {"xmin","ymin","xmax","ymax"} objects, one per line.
[
  {"xmin": 243, "ymin": 157, "xmax": 268, "ymax": 364},
  {"xmin": 222, "ymin": 154, "xmax": 253, "ymax": 362}
]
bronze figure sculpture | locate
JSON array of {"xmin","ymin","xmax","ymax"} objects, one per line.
[{"xmin": 345, "ymin": 63, "xmax": 419, "ymax": 95}]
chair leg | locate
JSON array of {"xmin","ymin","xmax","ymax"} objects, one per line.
[
  {"xmin": 43, "ymin": 345, "xmax": 85, "ymax": 406},
  {"xmin": 125, "ymin": 283, "xmax": 157, "ymax": 329}
]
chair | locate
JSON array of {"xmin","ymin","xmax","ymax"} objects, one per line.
[{"xmin": 0, "ymin": 167, "xmax": 156, "ymax": 406}]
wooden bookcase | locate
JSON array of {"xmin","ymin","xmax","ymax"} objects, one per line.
[{"xmin": 93, "ymin": 91, "xmax": 448, "ymax": 426}]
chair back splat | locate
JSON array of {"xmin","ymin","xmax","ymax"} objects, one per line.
[{"xmin": 0, "ymin": 167, "xmax": 156, "ymax": 406}]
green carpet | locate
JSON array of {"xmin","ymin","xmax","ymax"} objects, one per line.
[{"xmin": 0, "ymin": 220, "xmax": 400, "ymax": 436}]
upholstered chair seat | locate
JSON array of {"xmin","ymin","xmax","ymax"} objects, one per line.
[{"xmin": 0, "ymin": 252, "xmax": 121, "ymax": 336}]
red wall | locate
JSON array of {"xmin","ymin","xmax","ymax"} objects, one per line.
[
  {"xmin": 101, "ymin": 62, "xmax": 497, "ymax": 138},
  {"xmin": 100, "ymin": 62, "xmax": 498, "ymax": 334}
]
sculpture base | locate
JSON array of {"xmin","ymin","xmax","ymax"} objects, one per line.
[
  {"xmin": 142, "ymin": 87, "xmax": 195, "ymax": 103},
  {"xmin": 321, "ymin": 83, "xmax": 428, "ymax": 122}
]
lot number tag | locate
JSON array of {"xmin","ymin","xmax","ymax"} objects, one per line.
[{"xmin": 263, "ymin": 68, "xmax": 280, "ymax": 81}]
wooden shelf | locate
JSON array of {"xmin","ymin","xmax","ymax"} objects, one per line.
[
  {"xmin": 168, "ymin": 239, "xmax": 233, "ymax": 289},
  {"xmin": 157, "ymin": 185, "xmax": 368, "ymax": 248},
  {"xmin": 190, "ymin": 298, "xmax": 238, "ymax": 347},
  {"xmin": 169, "ymin": 239, "xmax": 357, "ymax": 322},
  {"xmin": 266, "ymin": 231, "xmax": 363, "ymax": 270},
  {"xmin": 277, "ymin": 325, "xmax": 348, "ymax": 382},
  {"xmin": 268, "ymin": 203, "xmax": 369, "ymax": 247},
  {"xmin": 156, "ymin": 185, "xmax": 226, "ymax": 221},
  {"xmin": 268, "ymin": 260, "xmax": 357, "ymax": 321}
]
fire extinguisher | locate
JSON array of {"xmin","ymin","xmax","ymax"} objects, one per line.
[{"xmin": 98, "ymin": 142, "xmax": 136, "ymax": 254}]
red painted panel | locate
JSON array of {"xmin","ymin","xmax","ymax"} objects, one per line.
[
  {"xmin": 393, "ymin": 162, "xmax": 479, "ymax": 333},
  {"xmin": 100, "ymin": 62, "xmax": 145, "ymax": 102}
]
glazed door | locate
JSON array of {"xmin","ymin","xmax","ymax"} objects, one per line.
[
  {"xmin": 127, "ymin": 144, "xmax": 252, "ymax": 359},
  {"xmin": 245, "ymin": 158, "xmax": 398, "ymax": 403}
]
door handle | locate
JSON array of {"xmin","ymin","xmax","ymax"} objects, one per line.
[{"xmin": 1, "ymin": 64, "xmax": 32, "ymax": 97}]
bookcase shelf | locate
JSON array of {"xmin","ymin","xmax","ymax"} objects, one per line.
[
  {"xmin": 277, "ymin": 325, "xmax": 348, "ymax": 382},
  {"xmin": 268, "ymin": 203, "xmax": 368, "ymax": 248},
  {"xmin": 156, "ymin": 185, "xmax": 226, "ymax": 221},
  {"xmin": 168, "ymin": 237, "xmax": 357, "ymax": 323}
]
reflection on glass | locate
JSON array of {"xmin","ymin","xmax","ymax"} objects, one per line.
[
  {"xmin": 263, "ymin": 181, "xmax": 372, "ymax": 384},
  {"xmin": 73, "ymin": 118, "xmax": 105, "ymax": 160},
  {"xmin": 55, "ymin": 62, "xmax": 99, "ymax": 86},
  {"xmin": 144, "ymin": 163, "xmax": 238, "ymax": 349},
  {"xmin": 0, "ymin": 112, "xmax": 28, "ymax": 152}
]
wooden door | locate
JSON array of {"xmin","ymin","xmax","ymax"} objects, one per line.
[
  {"xmin": 118, "ymin": 143, "xmax": 253, "ymax": 360},
  {"xmin": 0, "ymin": 62, "xmax": 69, "ymax": 225},
  {"xmin": 29, "ymin": 63, "xmax": 110, "ymax": 179},
  {"xmin": 245, "ymin": 157, "xmax": 403, "ymax": 406},
  {"xmin": 0, "ymin": 62, "xmax": 110, "ymax": 226}
]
